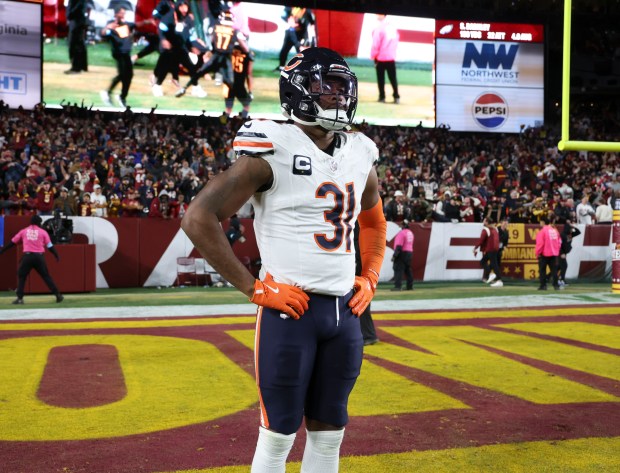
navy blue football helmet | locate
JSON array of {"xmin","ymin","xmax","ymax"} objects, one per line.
[{"xmin": 279, "ymin": 47, "xmax": 358, "ymax": 131}]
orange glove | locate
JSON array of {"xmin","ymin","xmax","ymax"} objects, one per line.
[
  {"xmin": 348, "ymin": 275, "xmax": 375, "ymax": 316},
  {"xmin": 250, "ymin": 273, "xmax": 310, "ymax": 319}
]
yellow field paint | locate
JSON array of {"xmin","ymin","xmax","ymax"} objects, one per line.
[
  {"xmin": 226, "ymin": 329, "xmax": 255, "ymax": 350},
  {"xmin": 0, "ymin": 335, "xmax": 256, "ymax": 441},
  {"xmin": 0, "ymin": 316, "xmax": 257, "ymax": 332},
  {"xmin": 228, "ymin": 330, "xmax": 470, "ymax": 415},
  {"xmin": 459, "ymin": 325, "xmax": 620, "ymax": 382},
  {"xmin": 375, "ymin": 326, "xmax": 618, "ymax": 403},
  {"xmin": 372, "ymin": 305, "xmax": 618, "ymax": 321},
  {"xmin": 499, "ymin": 322, "xmax": 620, "ymax": 350},
  {"xmin": 165, "ymin": 437, "xmax": 620, "ymax": 473},
  {"xmin": 0, "ymin": 306, "xmax": 616, "ymax": 333},
  {"xmin": 342, "ymin": 436, "xmax": 620, "ymax": 473},
  {"xmin": 350, "ymin": 359, "xmax": 468, "ymax": 416}
]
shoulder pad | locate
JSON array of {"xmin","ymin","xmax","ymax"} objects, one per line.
[{"xmin": 233, "ymin": 120, "xmax": 278, "ymax": 157}]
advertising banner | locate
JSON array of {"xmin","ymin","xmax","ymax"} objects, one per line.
[
  {"xmin": 0, "ymin": 0, "xmax": 42, "ymax": 109},
  {"xmin": 0, "ymin": 218, "xmax": 614, "ymax": 290},
  {"xmin": 435, "ymin": 21, "xmax": 544, "ymax": 133}
]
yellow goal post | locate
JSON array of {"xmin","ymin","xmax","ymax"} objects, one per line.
[{"xmin": 557, "ymin": 0, "xmax": 620, "ymax": 152}]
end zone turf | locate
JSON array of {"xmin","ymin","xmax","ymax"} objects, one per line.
[{"xmin": 0, "ymin": 303, "xmax": 618, "ymax": 472}]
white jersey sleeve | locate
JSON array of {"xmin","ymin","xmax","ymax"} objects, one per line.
[{"xmin": 234, "ymin": 120, "xmax": 378, "ymax": 296}]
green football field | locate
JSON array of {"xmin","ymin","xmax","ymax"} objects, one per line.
[{"xmin": 43, "ymin": 40, "xmax": 434, "ymax": 126}]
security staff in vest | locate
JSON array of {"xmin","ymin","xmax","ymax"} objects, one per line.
[{"xmin": 0, "ymin": 215, "xmax": 64, "ymax": 305}]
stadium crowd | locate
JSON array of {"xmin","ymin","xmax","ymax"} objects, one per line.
[{"xmin": 1, "ymin": 99, "xmax": 619, "ymax": 224}]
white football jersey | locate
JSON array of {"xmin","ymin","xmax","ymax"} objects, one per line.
[{"xmin": 233, "ymin": 120, "xmax": 378, "ymax": 296}]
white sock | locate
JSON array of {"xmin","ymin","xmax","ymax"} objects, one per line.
[
  {"xmin": 251, "ymin": 426, "xmax": 296, "ymax": 473},
  {"xmin": 300, "ymin": 429, "xmax": 345, "ymax": 473}
]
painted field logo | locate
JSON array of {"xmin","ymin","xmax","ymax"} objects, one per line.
[{"xmin": 472, "ymin": 92, "xmax": 508, "ymax": 129}]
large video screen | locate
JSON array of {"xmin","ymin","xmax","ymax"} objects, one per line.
[
  {"xmin": 0, "ymin": 0, "xmax": 42, "ymax": 109},
  {"xmin": 42, "ymin": 0, "xmax": 435, "ymax": 126},
  {"xmin": 435, "ymin": 20, "xmax": 544, "ymax": 133}
]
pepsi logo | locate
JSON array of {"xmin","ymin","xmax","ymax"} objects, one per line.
[{"xmin": 472, "ymin": 92, "xmax": 508, "ymax": 129}]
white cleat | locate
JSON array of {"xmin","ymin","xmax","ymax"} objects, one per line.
[
  {"xmin": 487, "ymin": 272, "xmax": 497, "ymax": 283},
  {"xmin": 99, "ymin": 90, "xmax": 112, "ymax": 106},
  {"xmin": 115, "ymin": 94, "xmax": 127, "ymax": 108},
  {"xmin": 152, "ymin": 84, "xmax": 163, "ymax": 97},
  {"xmin": 191, "ymin": 85, "xmax": 207, "ymax": 98},
  {"xmin": 490, "ymin": 280, "xmax": 503, "ymax": 287}
]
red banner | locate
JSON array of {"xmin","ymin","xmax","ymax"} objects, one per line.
[{"xmin": 0, "ymin": 217, "xmax": 613, "ymax": 290}]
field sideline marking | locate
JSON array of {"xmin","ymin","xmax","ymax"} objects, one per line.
[{"xmin": 0, "ymin": 292, "xmax": 618, "ymax": 321}]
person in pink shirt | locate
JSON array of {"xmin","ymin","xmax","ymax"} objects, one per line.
[
  {"xmin": 535, "ymin": 215, "xmax": 561, "ymax": 290},
  {"xmin": 370, "ymin": 14, "xmax": 400, "ymax": 104},
  {"xmin": 0, "ymin": 215, "xmax": 64, "ymax": 305},
  {"xmin": 391, "ymin": 219, "xmax": 414, "ymax": 291}
]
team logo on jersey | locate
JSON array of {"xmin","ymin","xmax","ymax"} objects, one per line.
[
  {"xmin": 472, "ymin": 92, "xmax": 508, "ymax": 129},
  {"xmin": 292, "ymin": 155, "xmax": 312, "ymax": 175}
]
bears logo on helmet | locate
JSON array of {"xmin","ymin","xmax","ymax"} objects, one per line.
[{"xmin": 279, "ymin": 47, "xmax": 358, "ymax": 131}]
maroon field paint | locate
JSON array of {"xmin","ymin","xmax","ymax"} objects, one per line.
[{"xmin": 37, "ymin": 344, "xmax": 127, "ymax": 408}]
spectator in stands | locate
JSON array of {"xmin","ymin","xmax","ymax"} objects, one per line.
[
  {"xmin": 384, "ymin": 190, "xmax": 410, "ymax": 223},
  {"xmin": 53, "ymin": 187, "xmax": 77, "ymax": 216},
  {"xmin": 444, "ymin": 194, "xmax": 461, "ymax": 222},
  {"xmin": 34, "ymin": 180, "xmax": 55, "ymax": 216},
  {"xmin": 108, "ymin": 192, "xmax": 123, "ymax": 217},
  {"xmin": 558, "ymin": 180, "xmax": 574, "ymax": 200},
  {"xmin": 122, "ymin": 188, "xmax": 144, "ymax": 217},
  {"xmin": 554, "ymin": 196, "xmax": 573, "ymax": 224},
  {"xmin": 595, "ymin": 197, "xmax": 613, "ymax": 224},
  {"xmin": 174, "ymin": 193, "xmax": 189, "ymax": 218},
  {"xmin": 575, "ymin": 195, "xmax": 596, "ymax": 224},
  {"xmin": 91, "ymin": 184, "xmax": 108, "ymax": 217},
  {"xmin": 149, "ymin": 189, "xmax": 173, "ymax": 218},
  {"xmin": 77, "ymin": 192, "xmax": 93, "ymax": 216},
  {"xmin": 1, "ymin": 97, "xmax": 619, "ymax": 227},
  {"xmin": 225, "ymin": 213, "xmax": 246, "ymax": 246},
  {"xmin": 433, "ymin": 191, "xmax": 450, "ymax": 222},
  {"xmin": 7, "ymin": 185, "xmax": 35, "ymax": 216},
  {"xmin": 410, "ymin": 196, "xmax": 432, "ymax": 223},
  {"xmin": 460, "ymin": 196, "xmax": 476, "ymax": 222}
]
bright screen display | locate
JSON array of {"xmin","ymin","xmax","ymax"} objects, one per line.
[
  {"xmin": 435, "ymin": 20, "xmax": 544, "ymax": 133},
  {"xmin": 42, "ymin": 0, "xmax": 435, "ymax": 126},
  {"xmin": 0, "ymin": 0, "xmax": 42, "ymax": 109}
]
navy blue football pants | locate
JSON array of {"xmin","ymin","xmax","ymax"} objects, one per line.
[{"xmin": 255, "ymin": 291, "xmax": 363, "ymax": 435}]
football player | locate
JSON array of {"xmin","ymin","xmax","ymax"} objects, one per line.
[{"xmin": 182, "ymin": 47, "xmax": 386, "ymax": 473}]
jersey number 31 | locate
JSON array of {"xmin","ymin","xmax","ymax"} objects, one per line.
[{"xmin": 314, "ymin": 182, "xmax": 355, "ymax": 253}]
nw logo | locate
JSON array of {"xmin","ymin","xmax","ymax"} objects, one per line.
[{"xmin": 462, "ymin": 43, "xmax": 519, "ymax": 70}]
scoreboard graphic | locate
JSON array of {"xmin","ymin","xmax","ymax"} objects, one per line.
[
  {"xmin": 500, "ymin": 224, "xmax": 541, "ymax": 280},
  {"xmin": 435, "ymin": 20, "xmax": 544, "ymax": 133}
]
